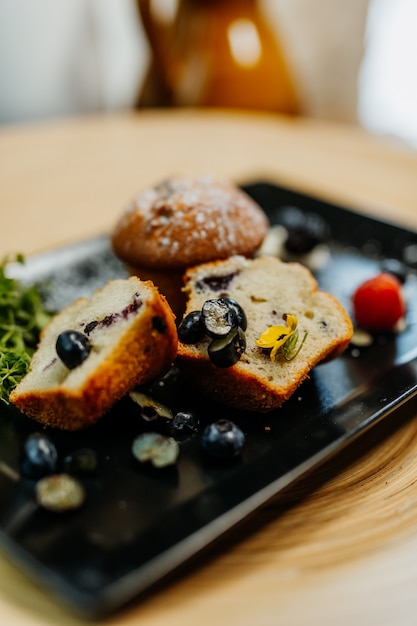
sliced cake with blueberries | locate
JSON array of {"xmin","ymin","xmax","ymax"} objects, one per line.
[
  {"xmin": 177, "ymin": 255, "xmax": 353, "ymax": 413},
  {"xmin": 10, "ymin": 277, "xmax": 178, "ymax": 430}
]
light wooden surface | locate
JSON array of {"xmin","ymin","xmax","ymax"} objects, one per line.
[{"xmin": 2, "ymin": 109, "xmax": 417, "ymax": 626}]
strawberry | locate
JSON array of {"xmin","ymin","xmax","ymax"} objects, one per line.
[{"xmin": 352, "ymin": 272, "xmax": 405, "ymax": 331}]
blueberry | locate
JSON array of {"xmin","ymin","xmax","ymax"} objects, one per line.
[
  {"xmin": 208, "ymin": 327, "xmax": 246, "ymax": 367},
  {"xmin": 221, "ymin": 298, "xmax": 247, "ymax": 331},
  {"xmin": 56, "ymin": 330, "xmax": 91, "ymax": 369},
  {"xmin": 169, "ymin": 411, "xmax": 200, "ymax": 440},
  {"xmin": 201, "ymin": 419, "xmax": 246, "ymax": 459},
  {"xmin": 62, "ymin": 448, "xmax": 98, "ymax": 474},
  {"xmin": 279, "ymin": 206, "xmax": 330, "ymax": 254},
  {"xmin": 202, "ymin": 299, "xmax": 237, "ymax": 338},
  {"xmin": 199, "ymin": 272, "xmax": 238, "ymax": 292},
  {"xmin": 380, "ymin": 258, "xmax": 408, "ymax": 284},
  {"xmin": 20, "ymin": 432, "xmax": 58, "ymax": 479},
  {"xmin": 178, "ymin": 311, "xmax": 206, "ymax": 344}
]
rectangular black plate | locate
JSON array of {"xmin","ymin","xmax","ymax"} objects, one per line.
[{"xmin": 2, "ymin": 181, "xmax": 417, "ymax": 618}]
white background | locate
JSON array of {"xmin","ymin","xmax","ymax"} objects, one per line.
[{"xmin": 0, "ymin": 0, "xmax": 416, "ymax": 150}]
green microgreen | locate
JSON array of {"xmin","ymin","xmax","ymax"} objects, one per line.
[{"xmin": 0, "ymin": 255, "xmax": 53, "ymax": 403}]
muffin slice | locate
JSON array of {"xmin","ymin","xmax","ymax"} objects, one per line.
[
  {"xmin": 10, "ymin": 277, "xmax": 177, "ymax": 430},
  {"xmin": 177, "ymin": 256, "xmax": 353, "ymax": 412}
]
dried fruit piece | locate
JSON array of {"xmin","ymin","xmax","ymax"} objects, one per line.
[
  {"xmin": 352, "ymin": 272, "xmax": 405, "ymax": 331},
  {"xmin": 35, "ymin": 474, "xmax": 85, "ymax": 512},
  {"xmin": 132, "ymin": 432, "xmax": 179, "ymax": 468}
]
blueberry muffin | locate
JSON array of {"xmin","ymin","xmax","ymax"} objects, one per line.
[{"xmin": 111, "ymin": 176, "xmax": 269, "ymax": 316}]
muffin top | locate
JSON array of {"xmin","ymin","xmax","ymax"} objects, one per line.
[{"xmin": 111, "ymin": 176, "xmax": 269, "ymax": 270}]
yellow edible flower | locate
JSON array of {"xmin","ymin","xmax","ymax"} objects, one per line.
[{"xmin": 255, "ymin": 313, "xmax": 307, "ymax": 361}]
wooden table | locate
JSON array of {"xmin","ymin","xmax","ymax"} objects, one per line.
[{"xmin": 2, "ymin": 109, "xmax": 417, "ymax": 626}]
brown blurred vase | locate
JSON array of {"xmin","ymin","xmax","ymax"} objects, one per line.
[{"xmin": 136, "ymin": 0, "xmax": 299, "ymax": 114}]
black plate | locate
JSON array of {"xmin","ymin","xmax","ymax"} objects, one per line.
[{"xmin": 2, "ymin": 181, "xmax": 417, "ymax": 618}]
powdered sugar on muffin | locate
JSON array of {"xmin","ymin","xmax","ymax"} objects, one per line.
[
  {"xmin": 112, "ymin": 176, "xmax": 269, "ymax": 269},
  {"xmin": 111, "ymin": 176, "xmax": 269, "ymax": 316}
]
